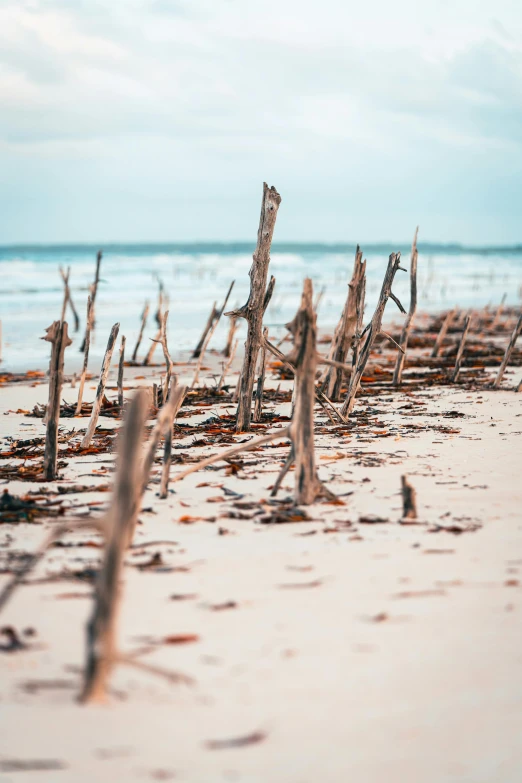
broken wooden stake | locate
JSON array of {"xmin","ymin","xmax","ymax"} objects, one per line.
[
  {"xmin": 142, "ymin": 384, "xmax": 188, "ymax": 495},
  {"xmin": 79, "ymin": 390, "xmax": 148, "ymax": 704},
  {"xmin": 117, "ymin": 335, "xmax": 126, "ymax": 409},
  {"xmin": 392, "ymin": 227, "xmax": 419, "ymax": 386},
  {"xmin": 492, "ymin": 313, "xmax": 522, "ymax": 389},
  {"xmin": 322, "ymin": 246, "xmax": 366, "ymax": 400},
  {"xmin": 132, "ymin": 301, "xmax": 150, "ymax": 363},
  {"xmin": 80, "ymin": 250, "xmax": 102, "ymax": 352},
  {"xmin": 451, "ymin": 315, "xmax": 472, "ymax": 383},
  {"xmin": 59, "ymin": 266, "xmax": 80, "ymax": 332},
  {"xmin": 431, "ymin": 308, "xmax": 456, "ymax": 358},
  {"xmin": 227, "ymin": 183, "xmax": 281, "ymax": 432},
  {"xmin": 217, "ymin": 338, "xmax": 238, "ymax": 393},
  {"xmin": 340, "ymin": 252, "xmax": 405, "ymax": 417},
  {"xmin": 401, "ymin": 475, "xmax": 418, "ymax": 520},
  {"xmin": 42, "ymin": 321, "xmax": 72, "ymax": 480},
  {"xmin": 75, "ymin": 296, "xmax": 93, "ymax": 415},
  {"xmin": 81, "ymin": 323, "xmax": 120, "ymax": 448},
  {"xmin": 223, "ymin": 315, "xmax": 238, "ymax": 357},
  {"xmin": 253, "ymin": 328, "xmax": 268, "ymax": 422}
]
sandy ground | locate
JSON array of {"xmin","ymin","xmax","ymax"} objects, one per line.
[{"xmin": 0, "ymin": 350, "xmax": 521, "ymax": 783}]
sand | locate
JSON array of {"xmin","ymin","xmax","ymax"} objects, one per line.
[{"xmin": 0, "ymin": 345, "xmax": 521, "ymax": 783}]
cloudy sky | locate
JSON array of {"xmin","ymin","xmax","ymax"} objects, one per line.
[{"xmin": 1, "ymin": 0, "xmax": 521, "ymax": 244}]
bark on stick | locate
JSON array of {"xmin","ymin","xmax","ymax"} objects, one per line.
[
  {"xmin": 81, "ymin": 323, "xmax": 120, "ymax": 448},
  {"xmin": 42, "ymin": 321, "xmax": 72, "ymax": 480},
  {"xmin": 79, "ymin": 390, "xmax": 148, "ymax": 704},
  {"xmin": 340, "ymin": 253, "xmax": 405, "ymax": 417},
  {"xmin": 393, "ymin": 227, "xmax": 419, "ymax": 385},
  {"xmin": 228, "ymin": 183, "xmax": 281, "ymax": 432},
  {"xmin": 492, "ymin": 314, "xmax": 522, "ymax": 389},
  {"xmin": 451, "ymin": 315, "xmax": 472, "ymax": 382}
]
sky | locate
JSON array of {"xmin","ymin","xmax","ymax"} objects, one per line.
[{"xmin": 0, "ymin": 0, "xmax": 521, "ymax": 245}]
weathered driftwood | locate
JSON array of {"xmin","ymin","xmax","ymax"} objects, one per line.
[
  {"xmin": 142, "ymin": 384, "xmax": 187, "ymax": 495},
  {"xmin": 75, "ymin": 296, "xmax": 93, "ymax": 415},
  {"xmin": 191, "ymin": 280, "xmax": 235, "ymax": 360},
  {"xmin": 158, "ymin": 385, "xmax": 187, "ymax": 499},
  {"xmin": 492, "ymin": 314, "xmax": 522, "ymax": 389},
  {"xmin": 59, "ymin": 266, "xmax": 80, "ymax": 331},
  {"xmin": 223, "ymin": 316, "xmax": 238, "ymax": 357},
  {"xmin": 284, "ymin": 278, "xmax": 321, "ymax": 504},
  {"xmin": 80, "ymin": 250, "xmax": 102, "ymax": 352},
  {"xmin": 227, "ymin": 184, "xmax": 281, "ymax": 432},
  {"xmin": 81, "ymin": 323, "xmax": 120, "ymax": 448},
  {"xmin": 117, "ymin": 335, "xmax": 126, "ymax": 409},
  {"xmin": 451, "ymin": 315, "xmax": 472, "ymax": 382},
  {"xmin": 42, "ymin": 321, "xmax": 72, "ymax": 480},
  {"xmin": 191, "ymin": 282, "xmax": 235, "ymax": 389},
  {"xmin": 322, "ymin": 246, "xmax": 366, "ymax": 400},
  {"xmin": 393, "ymin": 228, "xmax": 419, "ymax": 386},
  {"xmin": 154, "ymin": 277, "xmax": 165, "ymax": 326},
  {"xmin": 431, "ymin": 308, "xmax": 456, "ymax": 358},
  {"xmin": 401, "ymin": 475, "xmax": 418, "ymax": 520},
  {"xmin": 132, "ymin": 301, "xmax": 149, "ymax": 362},
  {"xmin": 253, "ymin": 328, "xmax": 268, "ymax": 422},
  {"xmin": 217, "ymin": 338, "xmax": 238, "ymax": 393},
  {"xmin": 79, "ymin": 390, "xmax": 148, "ymax": 704},
  {"xmin": 340, "ymin": 252, "xmax": 405, "ymax": 417}
]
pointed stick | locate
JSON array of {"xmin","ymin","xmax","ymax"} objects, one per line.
[
  {"xmin": 401, "ymin": 475, "xmax": 418, "ymax": 520},
  {"xmin": 217, "ymin": 338, "xmax": 238, "ymax": 393},
  {"xmin": 132, "ymin": 302, "xmax": 150, "ymax": 362},
  {"xmin": 431, "ymin": 308, "xmax": 456, "ymax": 358},
  {"xmin": 223, "ymin": 316, "xmax": 238, "ymax": 357},
  {"xmin": 451, "ymin": 315, "xmax": 472, "ymax": 382},
  {"xmin": 322, "ymin": 247, "xmax": 366, "ymax": 400},
  {"xmin": 492, "ymin": 314, "xmax": 522, "ymax": 389},
  {"xmin": 81, "ymin": 323, "xmax": 120, "ymax": 448},
  {"xmin": 80, "ymin": 250, "xmax": 102, "ymax": 352},
  {"xmin": 392, "ymin": 227, "xmax": 419, "ymax": 385},
  {"xmin": 59, "ymin": 266, "xmax": 80, "ymax": 331},
  {"xmin": 142, "ymin": 384, "xmax": 187, "ymax": 495},
  {"xmin": 79, "ymin": 390, "xmax": 148, "ymax": 704},
  {"xmin": 117, "ymin": 335, "xmax": 126, "ymax": 409},
  {"xmin": 42, "ymin": 321, "xmax": 72, "ymax": 480},
  {"xmin": 75, "ymin": 296, "xmax": 93, "ymax": 415},
  {"xmin": 340, "ymin": 252, "xmax": 405, "ymax": 417},
  {"xmin": 253, "ymin": 328, "xmax": 268, "ymax": 422},
  {"xmin": 226, "ymin": 183, "xmax": 281, "ymax": 432},
  {"xmin": 192, "ymin": 302, "xmax": 218, "ymax": 359}
]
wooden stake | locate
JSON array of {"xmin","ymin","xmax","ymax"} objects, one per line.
[
  {"xmin": 228, "ymin": 183, "xmax": 281, "ymax": 432},
  {"xmin": 322, "ymin": 246, "xmax": 366, "ymax": 400},
  {"xmin": 401, "ymin": 475, "xmax": 418, "ymax": 520},
  {"xmin": 142, "ymin": 384, "xmax": 187, "ymax": 495},
  {"xmin": 223, "ymin": 316, "xmax": 238, "ymax": 357},
  {"xmin": 80, "ymin": 250, "xmax": 102, "ymax": 352},
  {"xmin": 75, "ymin": 296, "xmax": 93, "ymax": 415},
  {"xmin": 431, "ymin": 308, "xmax": 456, "ymax": 358},
  {"xmin": 191, "ymin": 283, "xmax": 235, "ymax": 389},
  {"xmin": 117, "ymin": 335, "xmax": 126, "ymax": 409},
  {"xmin": 253, "ymin": 328, "xmax": 268, "ymax": 422},
  {"xmin": 193, "ymin": 302, "xmax": 218, "ymax": 359},
  {"xmin": 393, "ymin": 227, "xmax": 419, "ymax": 386},
  {"xmin": 81, "ymin": 323, "xmax": 120, "ymax": 448},
  {"xmin": 42, "ymin": 321, "xmax": 72, "ymax": 480},
  {"xmin": 492, "ymin": 314, "xmax": 522, "ymax": 389},
  {"xmin": 59, "ymin": 266, "xmax": 80, "ymax": 331},
  {"xmin": 132, "ymin": 301, "xmax": 149, "ymax": 362},
  {"xmin": 451, "ymin": 315, "xmax": 472, "ymax": 383},
  {"xmin": 340, "ymin": 253, "xmax": 405, "ymax": 417},
  {"xmin": 217, "ymin": 338, "xmax": 238, "ymax": 393},
  {"xmin": 79, "ymin": 390, "xmax": 148, "ymax": 704},
  {"xmin": 286, "ymin": 279, "xmax": 321, "ymax": 504}
]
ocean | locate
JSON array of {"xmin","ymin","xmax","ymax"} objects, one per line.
[{"xmin": 1, "ymin": 243, "xmax": 521, "ymax": 373}]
